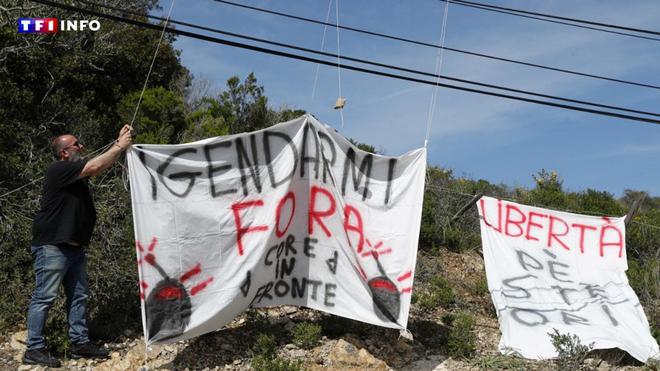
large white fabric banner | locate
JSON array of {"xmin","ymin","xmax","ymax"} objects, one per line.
[
  {"xmin": 477, "ymin": 196, "xmax": 659, "ymax": 362},
  {"xmin": 127, "ymin": 115, "xmax": 426, "ymax": 343}
]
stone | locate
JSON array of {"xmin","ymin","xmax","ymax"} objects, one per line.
[
  {"xmin": 408, "ymin": 354, "xmax": 446, "ymax": 370},
  {"xmin": 281, "ymin": 305, "xmax": 298, "ymax": 314},
  {"xmin": 395, "ymin": 339, "xmax": 413, "ymax": 354},
  {"xmin": 10, "ymin": 331, "xmax": 27, "ymax": 351},
  {"xmin": 325, "ymin": 339, "xmax": 388, "ymax": 370},
  {"xmin": 95, "ymin": 343, "xmax": 145, "ymax": 371},
  {"xmin": 288, "ymin": 349, "xmax": 306, "ymax": 358}
]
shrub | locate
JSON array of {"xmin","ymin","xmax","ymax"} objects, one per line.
[
  {"xmin": 471, "ymin": 277, "xmax": 489, "ymax": 297},
  {"xmin": 415, "ymin": 276, "xmax": 455, "ymax": 311},
  {"xmin": 245, "ymin": 309, "xmax": 269, "ymax": 331},
  {"xmin": 291, "ymin": 322, "xmax": 322, "ymax": 349},
  {"xmin": 548, "ymin": 329, "xmax": 594, "ymax": 371},
  {"xmin": 251, "ymin": 355, "xmax": 302, "ymax": 371},
  {"xmin": 472, "ymin": 354, "xmax": 530, "ymax": 369},
  {"xmin": 446, "ymin": 312, "xmax": 476, "ymax": 358},
  {"xmin": 430, "ymin": 276, "xmax": 456, "ymax": 306},
  {"xmin": 251, "ymin": 333, "xmax": 301, "ymax": 371},
  {"xmin": 45, "ymin": 307, "xmax": 69, "ymax": 355},
  {"xmin": 254, "ymin": 333, "xmax": 277, "ymax": 359}
]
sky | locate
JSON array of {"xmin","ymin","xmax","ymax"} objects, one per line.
[{"xmin": 151, "ymin": 0, "xmax": 660, "ymax": 197}]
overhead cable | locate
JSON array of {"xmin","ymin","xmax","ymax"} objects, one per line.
[
  {"xmin": 442, "ymin": 0, "xmax": 660, "ymax": 42},
  {"xmin": 73, "ymin": 0, "xmax": 660, "ymax": 118},
  {"xmin": 210, "ymin": 0, "xmax": 660, "ymax": 90},
  {"xmin": 449, "ymin": 0, "xmax": 660, "ymax": 37},
  {"xmin": 29, "ymin": 0, "xmax": 660, "ymax": 126}
]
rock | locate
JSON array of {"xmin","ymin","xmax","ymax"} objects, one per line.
[
  {"xmin": 284, "ymin": 343, "xmax": 297, "ymax": 350},
  {"xmin": 123, "ymin": 329, "xmax": 133, "ymax": 337},
  {"xmin": 325, "ymin": 339, "xmax": 389, "ymax": 370},
  {"xmin": 408, "ymin": 354, "xmax": 446, "ymax": 370},
  {"xmin": 282, "ymin": 305, "xmax": 298, "ymax": 314},
  {"xmin": 111, "ymin": 351, "xmax": 120, "ymax": 358},
  {"xmin": 233, "ymin": 359, "xmax": 241, "ymax": 365},
  {"xmin": 95, "ymin": 343, "xmax": 145, "ymax": 371},
  {"xmin": 288, "ymin": 349, "xmax": 306, "ymax": 358},
  {"xmin": 17, "ymin": 365, "xmax": 33, "ymax": 371},
  {"xmin": 10, "ymin": 331, "xmax": 27, "ymax": 351},
  {"xmin": 395, "ymin": 339, "xmax": 413, "ymax": 354}
]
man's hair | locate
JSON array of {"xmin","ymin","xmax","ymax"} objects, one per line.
[{"xmin": 51, "ymin": 136, "xmax": 67, "ymax": 160}]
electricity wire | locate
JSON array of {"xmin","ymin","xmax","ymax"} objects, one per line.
[
  {"xmin": 442, "ymin": 0, "xmax": 660, "ymax": 43},
  {"xmin": 31, "ymin": 0, "xmax": 660, "ymax": 126},
  {"xmin": 62, "ymin": 1, "xmax": 660, "ymax": 119},
  {"xmin": 446, "ymin": 0, "xmax": 660, "ymax": 37},
  {"xmin": 209, "ymin": 0, "xmax": 660, "ymax": 90}
]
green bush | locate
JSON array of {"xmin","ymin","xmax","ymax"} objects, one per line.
[
  {"xmin": 45, "ymin": 306, "xmax": 69, "ymax": 355},
  {"xmin": 251, "ymin": 355, "xmax": 302, "ymax": 371},
  {"xmin": 251, "ymin": 333, "xmax": 301, "ymax": 371},
  {"xmin": 416, "ymin": 276, "xmax": 455, "ymax": 311},
  {"xmin": 471, "ymin": 354, "xmax": 530, "ymax": 369},
  {"xmin": 430, "ymin": 276, "xmax": 456, "ymax": 306},
  {"xmin": 471, "ymin": 277, "xmax": 489, "ymax": 297},
  {"xmin": 291, "ymin": 322, "xmax": 322, "ymax": 349},
  {"xmin": 446, "ymin": 312, "xmax": 476, "ymax": 358},
  {"xmin": 548, "ymin": 329, "xmax": 594, "ymax": 371},
  {"xmin": 254, "ymin": 333, "xmax": 277, "ymax": 359}
]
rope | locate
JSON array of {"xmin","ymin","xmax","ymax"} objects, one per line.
[
  {"xmin": 425, "ymin": 183, "xmax": 660, "ymax": 230},
  {"xmin": 311, "ymin": 0, "xmax": 333, "ymax": 100},
  {"xmin": 424, "ymin": 0, "xmax": 450, "ymax": 147},
  {"xmin": 129, "ymin": 0, "xmax": 176, "ymax": 127},
  {"xmin": 334, "ymin": 0, "xmax": 345, "ymax": 128},
  {"xmin": 0, "ymin": 140, "xmax": 115, "ymax": 200}
]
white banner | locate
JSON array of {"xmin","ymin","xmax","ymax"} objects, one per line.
[
  {"xmin": 127, "ymin": 115, "xmax": 426, "ymax": 343},
  {"xmin": 477, "ymin": 196, "xmax": 659, "ymax": 362}
]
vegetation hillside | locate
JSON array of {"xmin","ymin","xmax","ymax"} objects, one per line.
[{"xmin": 1, "ymin": 1, "xmax": 658, "ymax": 369}]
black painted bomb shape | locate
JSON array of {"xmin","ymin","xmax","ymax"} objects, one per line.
[
  {"xmin": 359, "ymin": 239, "xmax": 413, "ymax": 324},
  {"xmin": 137, "ymin": 238, "xmax": 213, "ymax": 342}
]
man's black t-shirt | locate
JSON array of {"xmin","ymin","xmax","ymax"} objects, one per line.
[{"xmin": 32, "ymin": 160, "xmax": 96, "ymax": 246}]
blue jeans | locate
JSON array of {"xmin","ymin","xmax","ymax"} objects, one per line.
[{"xmin": 27, "ymin": 244, "xmax": 90, "ymax": 350}]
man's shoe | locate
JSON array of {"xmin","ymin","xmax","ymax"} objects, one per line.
[
  {"xmin": 22, "ymin": 348, "xmax": 62, "ymax": 367},
  {"xmin": 70, "ymin": 342, "xmax": 110, "ymax": 359}
]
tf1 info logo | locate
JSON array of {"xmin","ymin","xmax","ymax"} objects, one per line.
[{"xmin": 18, "ymin": 18, "xmax": 101, "ymax": 33}]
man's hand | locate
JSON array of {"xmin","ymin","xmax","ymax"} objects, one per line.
[
  {"xmin": 81, "ymin": 124, "xmax": 134, "ymax": 178},
  {"xmin": 116, "ymin": 124, "xmax": 133, "ymax": 150}
]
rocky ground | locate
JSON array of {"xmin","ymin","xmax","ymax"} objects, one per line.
[{"xmin": 0, "ymin": 250, "xmax": 651, "ymax": 370}]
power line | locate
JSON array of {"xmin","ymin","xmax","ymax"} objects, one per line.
[
  {"xmin": 443, "ymin": 0, "xmax": 660, "ymax": 43},
  {"xmin": 29, "ymin": 0, "xmax": 660, "ymax": 126},
  {"xmin": 75, "ymin": 0, "xmax": 660, "ymax": 118},
  {"xmin": 449, "ymin": 0, "xmax": 660, "ymax": 37},
  {"xmin": 210, "ymin": 0, "xmax": 660, "ymax": 90}
]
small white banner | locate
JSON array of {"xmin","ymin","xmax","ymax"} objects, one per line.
[
  {"xmin": 127, "ymin": 115, "xmax": 426, "ymax": 343},
  {"xmin": 477, "ymin": 196, "xmax": 659, "ymax": 362}
]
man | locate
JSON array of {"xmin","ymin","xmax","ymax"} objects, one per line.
[{"xmin": 23, "ymin": 125, "xmax": 133, "ymax": 367}]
